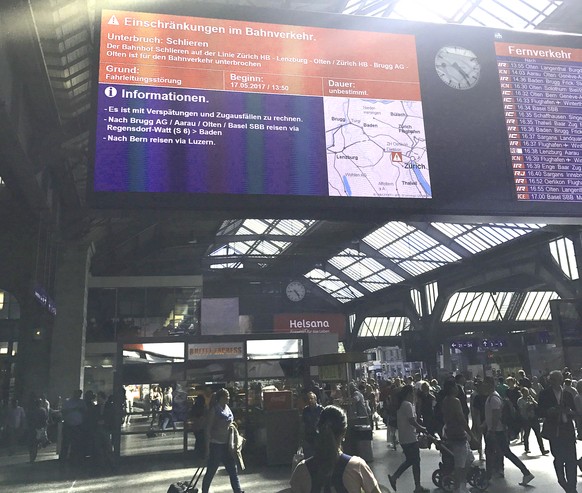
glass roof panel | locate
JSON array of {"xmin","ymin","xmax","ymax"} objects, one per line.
[
  {"xmin": 358, "ymin": 316, "xmax": 411, "ymax": 337},
  {"xmin": 431, "ymin": 222, "xmax": 544, "ymax": 254},
  {"xmin": 399, "ymin": 259, "xmax": 441, "ymax": 276},
  {"xmin": 442, "ymin": 292, "xmax": 514, "ymax": 322},
  {"xmin": 516, "ymin": 291, "xmax": 559, "ymax": 320},
  {"xmin": 272, "ymin": 219, "xmax": 315, "ymax": 235},
  {"xmin": 550, "ymin": 237, "xmax": 579, "ymax": 281},
  {"xmin": 343, "ymin": 0, "xmax": 563, "ymax": 30},
  {"xmin": 305, "ymin": 268, "xmax": 364, "ymax": 302},
  {"xmin": 209, "ymin": 219, "xmax": 316, "ymax": 268},
  {"xmin": 237, "ymin": 219, "xmax": 270, "ymax": 235},
  {"xmin": 210, "ymin": 262, "xmax": 243, "ymax": 269}
]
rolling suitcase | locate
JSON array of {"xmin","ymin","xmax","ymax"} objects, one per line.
[{"xmin": 167, "ymin": 465, "xmax": 205, "ymax": 493}]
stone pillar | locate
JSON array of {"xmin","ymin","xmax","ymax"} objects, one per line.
[{"xmin": 49, "ymin": 242, "xmax": 94, "ymax": 403}]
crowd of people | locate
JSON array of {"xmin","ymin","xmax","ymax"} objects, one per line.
[
  {"xmin": 3, "ymin": 367, "xmax": 582, "ymax": 492},
  {"xmin": 0, "ymin": 389, "xmax": 115, "ymax": 468},
  {"xmin": 293, "ymin": 367, "xmax": 582, "ymax": 493}
]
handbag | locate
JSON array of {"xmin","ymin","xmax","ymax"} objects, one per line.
[
  {"xmin": 418, "ymin": 434, "xmax": 430, "ymax": 449},
  {"xmin": 292, "ymin": 447, "xmax": 304, "ymax": 473},
  {"xmin": 35, "ymin": 427, "xmax": 48, "ymax": 442},
  {"xmin": 469, "ymin": 435, "xmax": 480, "ymax": 451}
]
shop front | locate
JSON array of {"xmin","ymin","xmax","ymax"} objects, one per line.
[{"xmin": 114, "ymin": 334, "xmax": 308, "ymax": 463}]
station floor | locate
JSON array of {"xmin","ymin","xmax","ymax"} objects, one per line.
[{"xmin": 0, "ymin": 427, "xmax": 578, "ymax": 493}]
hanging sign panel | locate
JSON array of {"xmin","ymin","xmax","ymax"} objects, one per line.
[
  {"xmin": 89, "ymin": 3, "xmax": 582, "ymax": 221},
  {"xmin": 496, "ymin": 41, "xmax": 582, "ymax": 203},
  {"xmin": 94, "ymin": 9, "xmax": 429, "ymax": 199}
]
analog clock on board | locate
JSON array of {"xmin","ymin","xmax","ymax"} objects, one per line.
[{"xmin": 435, "ymin": 45, "xmax": 481, "ymax": 90}]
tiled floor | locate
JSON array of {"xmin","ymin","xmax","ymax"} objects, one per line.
[{"xmin": 0, "ymin": 427, "xmax": 576, "ymax": 492}]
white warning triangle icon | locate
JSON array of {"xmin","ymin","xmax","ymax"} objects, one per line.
[{"xmin": 108, "ymin": 15, "xmax": 119, "ymax": 26}]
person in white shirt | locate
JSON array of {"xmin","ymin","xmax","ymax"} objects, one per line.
[
  {"xmin": 4, "ymin": 399, "xmax": 25, "ymax": 455},
  {"xmin": 482, "ymin": 377, "xmax": 534, "ymax": 486},
  {"xmin": 388, "ymin": 385, "xmax": 429, "ymax": 493}
]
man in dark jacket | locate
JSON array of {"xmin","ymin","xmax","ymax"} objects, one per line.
[
  {"xmin": 538, "ymin": 370, "xmax": 577, "ymax": 493},
  {"xmin": 455, "ymin": 374, "xmax": 470, "ymax": 422},
  {"xmin": 88, "ymin": 391, "xmax": 115, "ymax": 469},
  {"xmin": 301, "ymin": 391, "xmax": 323, "ymax": 458}
]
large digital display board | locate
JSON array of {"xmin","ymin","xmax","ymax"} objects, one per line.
[
  {"xmin": 95, "ymin": 9, "xmax": 430, "ymax": 199},
  {"xmin": 90, "ymin": 3, "xmax": 582, "ymax": 221},
  {"xmin": 496, "ymin": 41, "xmax": 582, "ymax": 203}
]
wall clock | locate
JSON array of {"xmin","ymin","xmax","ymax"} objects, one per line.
[
  {"xmin": 285, "ymin": 280, "xmax": 306, "ymax": 302},
  {"xmin": 435, "ymin": 45, "xmax": 481, "ymax": 90}
]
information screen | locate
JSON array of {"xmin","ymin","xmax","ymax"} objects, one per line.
[
  {"xmin": 496, "ymin": 42, "xmax": 582, "ymax": 203},
  {"xmin": 90, "ymin": 4, "xmax": 582, "ymax": 221},
  {"xmin": 95, "ymin": 9, "xmax": 430, "ymax": 199}
]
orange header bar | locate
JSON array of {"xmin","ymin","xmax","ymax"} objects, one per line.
[
  {"xmin": 100, "ymin": 9, "xmax": 422, "ymax": 100},
  {"xmin": 495, "ymin": 42, "xmax": 582, "ymax": 62}
]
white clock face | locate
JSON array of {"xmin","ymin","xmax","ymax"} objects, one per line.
[
  {"xmin": 435, "ymin": 46, "xmax": 480, "ymax": 90},
  {"xmin": 286, "ymin": 281, "xmax": 306, "ymax": 302}
]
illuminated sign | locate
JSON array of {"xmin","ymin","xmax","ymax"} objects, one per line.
[
  {"xmin": 188, "ymin": 342, "xmax": 244, "ymax": 359},
  {"xmin": 94, "ymin": 9, "xmax": 430, "ymax": 199},
  {"xmin": 273, "ymin": 313, "xmax": 346, "ymax": 337},
  {"xmin": 33, "ymin": 284, "xmax": 56, "ymax": 316},
  {"xmin": 91, "ymin": 5, "xmax": 582, "ymax": 221},
  {"xmin": 496, "ymin": 40, "xmax": 582, "ymax": 203}
]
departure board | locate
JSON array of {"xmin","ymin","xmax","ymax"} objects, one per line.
[{"xmin": 496, "ymin": 42, "xmax": 582, "ymax": 203}]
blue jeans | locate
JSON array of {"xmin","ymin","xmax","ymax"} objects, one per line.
[{"xmin": 202, "ymin": 442, "xmax": 242, "ymax": 493}]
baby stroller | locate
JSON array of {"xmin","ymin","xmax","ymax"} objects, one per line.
[{"xmin": 427, "ymin": 434, "xmax": 489, "ymax": 492}]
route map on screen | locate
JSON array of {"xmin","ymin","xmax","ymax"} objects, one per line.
[{"xmin": 94, "ymin": 9, "xmax": 431, "ymax": 198}]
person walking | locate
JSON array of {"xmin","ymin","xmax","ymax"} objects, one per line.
[
  {"xmin": 290, "ymin": 405, "xmax": 381, "ymax": 493},
  {"xmin": 301, "ymin": 391, "xmax": 323, "ymax": 459},
  {"xmin": 538, "ymin": 370, "xmax": 578, "ymax": 493},
  {"xmin": 417, "ymin": 381, "xmax": 437, "ymax": 438},
  {"xmin": 60, "ymin": 389, "xmax": 87, "ymax": 466},
  {"xmin": 160, "ymin": 386, "xmax": 176, "ymax": 433},
  {"xmin": 482, "ymin": 377, "xmax": 534, "ymax": 486},
  {"xmin": 88, "ymin": 391, "xmax": 115, "ymax": 470},
  {"xmin": 27, "ymin": 398, "xmax": 48, "ymax": 462},
  {"xmin": 517, "ymin": 387, "xmax": 548, "ymax": 455},
  {"xmin": 442, "ymin": 379, "xmax": 478, "ymax": 493},
  {"xmin": 4, "ymin": 398, "xmax": 26, "ymax": 455},
  {"xmin": 470, "ymin": 380, "xmax": 487, "ymax": 461},
  {"xmin": 149, "ymin": 385, "xmax": 162, "ymax": 429},
  {"xmin": 388, "ymin": 385, "xmax": 430, "ymax": 493},
  {"xmin": 201, "ymin": 388, "xmax": 244, "ymax": 493}
]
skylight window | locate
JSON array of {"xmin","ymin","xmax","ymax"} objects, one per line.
[
  {"xmin": 362, "ymin": 221, "xmax": 462, "ymax": 276},
  {"xmin": 358, "ymin": 316, "xmax": 411, "ymax": 337},
  {"xmin": 431, "ymin": 223, "xmax": 544, "ymax": 254},
  {"xmin": 550, "ymin": 237, "xmax": 579, "ymax": 280},
  {"xmin": 208, "ymin": 219, "xmax": 316, "ymax": 268},
  {"xmin": 516, "ymin": 291, "xmax": 559, "ymax": 320},
  {"xmin": 328, "ymin": 248, "xmax": 405, "ymax": 292},
  {"xmin": 305, "ymin": 268, "xmax": 364, "ymax": 303},
  {"xmin": 343, "ymin": 0, "xmax": 563, "ymax": 30},
  {"xmin": 442, "ymin": 291, "xmax": 513, "ymax": 322}
]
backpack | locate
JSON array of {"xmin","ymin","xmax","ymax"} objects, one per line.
[
  {"xmin": 501, "ymin": 398, "xmax": 520, "ymax": 439},
  {"xmin": 305, "ymin": 453, "xmax": 351, "ymax": 493}
]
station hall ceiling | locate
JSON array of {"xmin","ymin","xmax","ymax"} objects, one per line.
[{"xmin": 1, "ymin": 0, "xmax": 582, "ymax": 312}]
